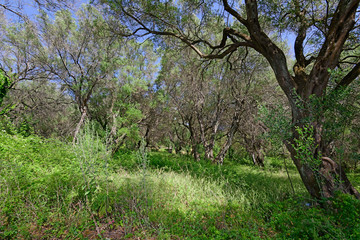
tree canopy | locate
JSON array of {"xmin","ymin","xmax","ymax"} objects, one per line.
[
  {"xmin": 98, "ymin": 0, "xmax": 360, "ymax": 199},
  {"xmin": 0, "ymin": 0, "xmax": 359, "ymax": 200}
]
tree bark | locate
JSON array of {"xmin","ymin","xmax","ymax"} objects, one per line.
[
  {"xmin": 73, "ymin": 105, "xmax": 88, "ymax": 144},
  {"xmin": 187, "ymin": 116, "xmax": 200, "ymax": 161},
  {"xmin": 109, "ymin": 0, "xmax": 360, "ymax": 199},
  {"xmin": 225, "ymin": 0, "xmax": 360, "ymax": 199},
  {"xmin": 243, "ymin": 135, "xmax": 264, "ymax": 167},
  {"xmin": 215, "ymin": 104, "xmax": 241, "ymax": 164},
  {"xmin": 242, "ymin": 0, "xmax": 360, "ymax": 199},
  {"xmin": 286, "ymin": 109, "xmax": 360, "ymax": 199}
]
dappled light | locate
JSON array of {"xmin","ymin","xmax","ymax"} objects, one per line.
[{"xmin": 1, "ymin": 0, "xmax": 360, "ymax": 239}]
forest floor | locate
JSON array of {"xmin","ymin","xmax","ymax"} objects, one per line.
[{"xmin": 1, "ymin": 132, "xmax": 360, "ymax": 239}]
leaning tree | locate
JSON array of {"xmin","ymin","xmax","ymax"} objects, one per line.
[{"xmin": 99, "ymin": 0, "xmax": 360, "ymax": 199}]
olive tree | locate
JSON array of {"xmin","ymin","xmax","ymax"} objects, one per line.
[
  {"xmin": 158, "ymin": 47, "xmax": 269, "ymax": 164},
  {"xmin": 38, "ymin": 5, "xmax": 126, "ymax": 143},
  {"xmin": 98, "ymin": 0, "xmax": 360, "ymax": 199}
]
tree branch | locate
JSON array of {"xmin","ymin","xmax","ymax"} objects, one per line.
[
  {"xmin": 333, "ymin": 61, "xmax": 360, "ymax": 92},
  {"xmin": 120, "ymin": 6, "xmax": 253, "ymax": 59},
  {"xmin": 222, "ymin": 0, "xmax": 248, "ymax": 27},
  {"xmin": 0, "ymin": 3, "xmax": 27, "ymax": 21}
]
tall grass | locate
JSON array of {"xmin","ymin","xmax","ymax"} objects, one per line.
[{"xmin": 1, "ymin": 130, "xmax": 360, "ymax": 239}]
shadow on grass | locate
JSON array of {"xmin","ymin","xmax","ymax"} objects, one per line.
[
  {"xmin": 90, "ymin": 174, "xmax": 273, "ymax": 239},
  {"xmin": 112, "ymin": 152, "xmax": 307, "ymax": 205}
]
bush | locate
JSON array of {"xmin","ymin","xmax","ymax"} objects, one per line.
[
  {"xmin": 0, "ymin": 132, "xmax": 90, "ymax": 239},
  {"xmin": 265, "ymin": 194, "xmax": 360, "ymax": 239}
]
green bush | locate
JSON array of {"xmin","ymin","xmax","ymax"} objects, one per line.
[
  {"xmin": 0, "ymin": 132, "xmax": 89, "ymax": 239},
  {"xmin": 265, "ymin": 194, "xmax": 360, "ymax": 239}
]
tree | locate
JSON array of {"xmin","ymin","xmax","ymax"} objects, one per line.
[
  {"xmin": 0, "ymin": 0, "xmax": 74, "ymax": 21},
  {"xmin": 157, "ymin": 46, "xmax": 269, "ymax": 164},
  {"xmin": 0, "ymin": 2, "xmax": 159, "ymax": 145},
  {"xmin": 0, "ymin": 13, "xmax": 56, "ymax": 133},
  {"xmin": 99, "ymin": 0, "xmax": 360, "ymax": 199},
  {"xmin": 0, "ymin": 13, "xmax": 44, "ymax": 94},
  {"xmin": 88, "ymin": 40, "xmax": 158, "ymax": 152},
  {"xmin": 4, "ymin": 79, "xmax": 75, "ymax": 137},
  {"xmin": 38, "ymin": 5, "xmax": 126, "ymax": 143}
]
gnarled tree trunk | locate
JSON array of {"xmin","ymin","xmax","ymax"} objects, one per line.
[
  {"xmin": 286, "ymin": 107, "xmax": 360, "ymax": 199},
  {"xmin": 104, "ymin": 0, "xmax": 360, "ymax": 200},
  {"xmin": 245, "ymin": 0, "xmax": 360, "ymax": 199}
]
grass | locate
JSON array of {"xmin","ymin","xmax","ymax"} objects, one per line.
[{"xmin": 1, "ymin": 131, "xmax": 360, "ymax": 239}]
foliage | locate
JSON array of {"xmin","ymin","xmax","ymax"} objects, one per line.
[
  {"xmin": 0, "ymin": 0, "xmax": 360, "ymax": 238},
  {"xmin": 1, "ymin": 130, "xmax": 360, "ymax": 239},
  {"xmin": 0, "ymin": 70, "xmax": 10, "ymax": 107},
  {"xmin": 99, "ymin": 0, "xmax": 360, "ymax": 199},
  {"xmin": 0, "ymin": 133, "xmax": 82, "ymax": 238},
  {"xmin": 265, "ymin": 193, "xmax": 360, "ymax": 239},
  {"xmin": 293, "ymin": 125, "xmax": 321, "ymax": 172},
  {"xmin": 259, "ymin": 103, "xmax": 292, "ymax": 153},
  {"xmin": 73, "ymin": 122, "xmax": 111, "ymax": 206}
]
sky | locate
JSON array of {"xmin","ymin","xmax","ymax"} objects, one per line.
[
  {"xmin": 3, "ymin": 0, "xmax": 296, "ymax": 61},
  {"xmin": 283, "ymin": 32, "xmax": 296, "ymax": 58}
]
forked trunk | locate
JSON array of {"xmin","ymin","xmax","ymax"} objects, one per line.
[
  {"xmin": 214, "ymin": 101, "xmax": 242, "ymax": 164},
  {"xmin": 286, "ymin": 112, "xmax": 360, "ymax": 199},
  {"xmin": 215, "ymin": 132, "xmax": 235, "ymax": 165},
  {"xmin": 73, "ymin": 106, "xmax": 88, "ymax": 145},
  {"xmin": 251, "ymin": 152, "xmax": 264, "ymax": 167},
  {"xmin": 288, "ymin": 143, "xmax": 360, "ymax": 199},
  {"xmin": 244, "ymin": 136, "xmax": 264, "ymax": 167},
  {"xmin": 257, "ymin": 18, "xmax": 360, "ymax": 199},
  {"xmin": 205, "ymin": 146, "xmax": 214, "ymax": 161}
]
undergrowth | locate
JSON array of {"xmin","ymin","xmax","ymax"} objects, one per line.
[{"xmin": 1, "ymin": 131, "xmax": 360, "ymax": 239}]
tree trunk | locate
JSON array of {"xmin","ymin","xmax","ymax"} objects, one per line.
[
  {"xmin": 192, "ymin": 144, "xmax": 200, "ymax": 161},
  {"xmin": 251, "ymin": 151, "xmax": 264, "ymax": 167},
  {"xmin": 197, "ymin": 113, "xmax": 214, "ymax": 161},
  {"xmin": 286, "ymin": 110, "xmax": 360, "ymax": 199},
  {"xmin": 243, "ymin": 136, "xmax": 264, "ymax": 167},
  {"xmin": 111, "ymin": 133, "xmax": 127, "ymax": 155},
  {"xmin": 196, "ymin": 102, "xmax": 222, "ymax": 162},
  {"xmin": 187, "ymin": 117, "xmax": 200, "ymax": 161},
  {"xmin": 73, "ymin": 106, "xmax": 88, "ymax": 144},
  {"xmin": 246, "ymin": 9, "xmax": 360, "ymax": 199},
  {"xmin": 225, "ymin": 0, "xmax": 360, "ymax": 199},
  {"xmin": 215, "ymin": 139, "xmax": 232, "ymax": 165},
  {"xmin": 142, "ymin": 124, "xmax": 151, "ymax": 148},
  {"xmin": 215, "ymin": 108, "xmax": 241, "ymax": 164},
  {"xmin": 287, "ymin": 141, "xmax": 360, "ymax": 199},
  {"xmin": 169, "ymin": 132, "xmax": 182, "ymax": 154},
  {"xmin": 205, "ymin": 146, "xmax": 214, "ymax": 161}
]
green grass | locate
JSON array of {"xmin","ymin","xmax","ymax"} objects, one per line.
[{"xmin": 1, "ymin": 131, "xmax": 360, "ymax": 239}]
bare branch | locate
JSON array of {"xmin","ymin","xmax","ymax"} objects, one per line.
[
  {"xmin": 120, "ymin": 6, "xmax": 254, "ymax": 59},
  {"xmin": 0, "ymin": 3, "xmax": 27, "ymax": 21}
]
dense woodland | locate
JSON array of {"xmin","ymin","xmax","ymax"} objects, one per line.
[{"xmin": 0, "ymin": 0, "xmax": 360, "ymax": 239}]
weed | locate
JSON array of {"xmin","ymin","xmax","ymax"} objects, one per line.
[{"xmin": 1, "ymin": 131, "xmax": 359, "ymax": 239}]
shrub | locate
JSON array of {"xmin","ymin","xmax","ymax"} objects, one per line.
[{"xmin": 265, "ymin": 194, "xmax": 360, "ymax": 239}]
